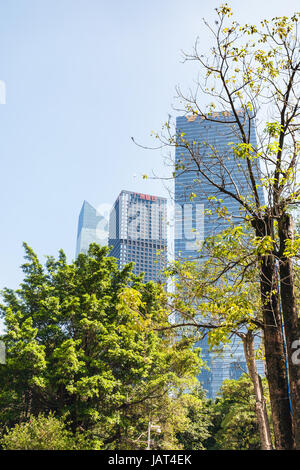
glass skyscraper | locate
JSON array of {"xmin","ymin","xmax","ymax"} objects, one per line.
[
  {"xmin": 76, "ymin": 200, "xmax": 109, "ymax": 257},
  {"xmin": 174, "ymin": 113, "xmax": 264, "ymax": 399},
  {"xmin": 108, "ymin": 190, "xmax": 167, "ymax": 283}
]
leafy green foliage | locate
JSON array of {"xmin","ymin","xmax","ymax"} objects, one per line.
[
  {"xmin": 176, "ymin": 387, "xmax": 213, "ymax": 450},
  {"xmin": 0, "ymin": 412, "xmax": 99, "ymax": 450},
  {"xmin": 208, "ymin": 375, "xmax": 271, "ymax": 450},
  {"xmin": 167, "ymin": 224, "xmax": 263, "ymax": 351},
  {"xmin": 0, "ymin": 243, "xmax": 201, "ymax": 449},
  {"xmin": 1, "ymin": 413, "xmax": 74, "ymax": 450}
]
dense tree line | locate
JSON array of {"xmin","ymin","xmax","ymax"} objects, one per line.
[
  {"xmin": 0, "ymin": 243, "xmax": 271, "ymax": 450},
  {"xmin": 0, "ymin": 243, "xmax": 201, "ymax": 449}
]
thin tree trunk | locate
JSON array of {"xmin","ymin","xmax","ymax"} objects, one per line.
[
  {"xmin": 278, "ymin": 213, "xmax": 300, "ymax": 449},
  {"xmin": 242, "ymin": 331, "xmax": 273, "ymax": 450}
]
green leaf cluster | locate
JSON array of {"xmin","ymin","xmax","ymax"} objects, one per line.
[{"xmin": 0, "ymin": 243, "xmax": 201, "ymax": 449}]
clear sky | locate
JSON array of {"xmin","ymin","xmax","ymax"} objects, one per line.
[{"xmin": 0, "ymin": 0, "xmax": 299, "ymax": 291}]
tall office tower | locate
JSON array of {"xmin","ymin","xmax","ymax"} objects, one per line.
[
  {"xmin": 76, "ymin": 200, "xmax": 109, "ymax": 257},
  {"xmin": 174, "ymin": 113, "xmax": 265, "ymax": 399},
  {"xmin": 108, "ymin": 190, "xmax": 167, "ymax": 283}
]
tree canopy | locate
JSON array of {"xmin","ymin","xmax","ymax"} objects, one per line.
[
  {"xmin": 150, "ymin": 4, "xmax": 300, "ymax": 449},
  {"xmin": 0, "ymin": 243, "xmax": 201, "ymax": 449}
]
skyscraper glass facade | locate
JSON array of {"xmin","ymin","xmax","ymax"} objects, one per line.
[
  {"xmin": 108, "ymin": 190, "xmax": 167, "ymax": 283},
  {"xmin": 76, "ymin": 200, "xmax": 109, "ymax": 257},
  {"xmin": 174, "ymin": 113, "xmax": 265, "ymax": 399}
]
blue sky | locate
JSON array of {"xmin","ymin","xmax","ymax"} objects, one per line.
[{"xmin": 0, "ymin": 0, "xmax": 299, "ymax": 291}]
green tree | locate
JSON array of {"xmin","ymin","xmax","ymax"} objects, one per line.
[
  {"xmin": 176, "ymin": 387, "xmax": 213, "ymax": 450},
  {"xmin": 0, "ymin": 412, "xmax": 99, "ymax": 450},
  {"xmin": 165, "ymin": 224, "xmax": 273, "ymax": 449},
  {"xmin": 210, "ymin": 375, "xmax": 272, "ymax": 450},
  {"xmin": 151, "ymin": 5, "xmax": 300, "ymax": 448},
  {"xmin": 1, "ymin": 413, "xmax": 74, "ymax": 450},
  {"xmin": 0, "ymin": 243, "xmax": 201, "ymax": 449}
]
